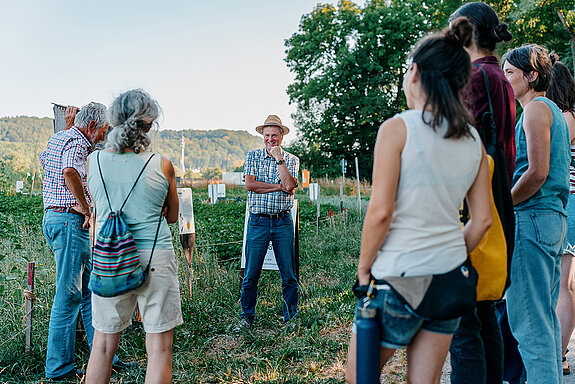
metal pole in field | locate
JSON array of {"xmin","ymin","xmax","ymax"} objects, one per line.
[
  {"xmin": 25, "ymin": 262, "xmax": 35, "ymax": 351},
  {"xmin": 316, "ymin": 185, "xmax": 320, "ymax": 239},
  {"xmin": 340, "ymin": 159, "xmax": 346, "ymax": 213},
  {"xmin": 355, "ymin": 157, "xmax": 361, "ymax": 212}
]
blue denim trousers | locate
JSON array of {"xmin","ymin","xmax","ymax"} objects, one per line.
[
  {"xmin": 506, "ymin": 209, "xmax": 566, "ymax": 383},
  {"xmin": 43, "ymin": 210, "xmax": 118, "ymax": 377},
  {"xmin": 240, "ymin": 213, "xmax": 298, "ymax": 323},
  {"xmin": 449, "ymin": 301, "xmax": 503, "ymax": 384}
]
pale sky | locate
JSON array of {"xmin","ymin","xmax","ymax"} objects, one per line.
[{"xmin": 0, "ymin": 0, "xmax": 339, "ymax": 141}]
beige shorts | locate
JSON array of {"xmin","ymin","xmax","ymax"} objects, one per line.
[{"xmin": 92, "ymin": 248, "xmax": 183, "ymax": 334}]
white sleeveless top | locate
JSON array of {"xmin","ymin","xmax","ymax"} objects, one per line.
[{"xmin": 370, "ymin": 110, "xmax": 483, "ymax": 279}]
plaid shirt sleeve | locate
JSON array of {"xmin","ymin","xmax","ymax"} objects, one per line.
[
  {"xmin": 244, "ymin": 150, "xmax": 257, "ymax": 178},
  {"xmin": 61, "ymin": 138, "xmax": 84, "ymax": 174}
]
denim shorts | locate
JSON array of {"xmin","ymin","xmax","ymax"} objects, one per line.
[
  {"xmin": 564, "ymin": 194, "xmax": 575, "ymax": 255},
  {"xmin": 352, "ymin": 286, "xmax": 461, "ymax": 349}
]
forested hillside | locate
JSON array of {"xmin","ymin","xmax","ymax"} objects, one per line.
[
  {"xmin": 151, "ymin": 129, "xmax": 260, "ymax": 171},
  {"xmin": 0, "ymin": 116, "xmax": 261, "ymax": 192}
]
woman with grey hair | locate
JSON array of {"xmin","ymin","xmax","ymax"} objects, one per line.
[{"xmin": 85, "ymin": 89, "xmax": 181, "ymax": 384}]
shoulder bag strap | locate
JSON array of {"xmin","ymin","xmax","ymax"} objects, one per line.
[
  {"xmin": 97, "ymin": 152, "xmax": 156, "ymax": 213},
  {"xmin": 474, "ymin": 63, "xmax": 497, "ymax": 149},
  {"xmin": 96, "ymin": 151, "xmax": 114, "ymax": 212},
  {"xmin": 143, "ymin": 210, "xmax": 164, "ymax": 274},
  {"xmin": 118, "ymin": 153, "xmax": 155, "ymax": 212}
]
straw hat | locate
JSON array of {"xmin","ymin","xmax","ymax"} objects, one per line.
[{"xmin": 255, "ymin": 115, "xmax": 290, "ymax": 135}]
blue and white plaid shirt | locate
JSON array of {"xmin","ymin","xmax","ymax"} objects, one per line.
[{"xmin": 244, "ymin": 148, "xmax": 299, "ymax": 214}]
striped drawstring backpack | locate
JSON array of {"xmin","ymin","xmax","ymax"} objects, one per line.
[{"xmin": 88, "ymin": 151, "xmax": 162, "ymax": 297}]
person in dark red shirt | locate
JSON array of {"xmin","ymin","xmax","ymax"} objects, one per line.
[{"xmin": 448, "ymin": 3, "xmax": 516, "ymax": 384}]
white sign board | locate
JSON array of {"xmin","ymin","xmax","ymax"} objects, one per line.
[
  {"xmin": 217, "ymin": 183, "xmax": 226, "ymax": 198},
  {"xmin": 208, "ymin": 184, "xmax": 217, "ymax": 204},
  {"xmin": 241, "ymin": 200, "xmax": 298, "ymax": 271},
  {"xmin": 16, "ymin": 181, "xmax": 24, "ymax": 193},
  {"xmin": 53, "ymin": 103, "xmax": 66, "ymax": 133},
  {"xmin": 208, "ymin": 183, "xmax": 226, "ymax": 203},
  {"xmin": 310, "ymin": 183, "xmax": 320, "ymax": 201},
  {"xmin": 177, "ymin": 188, "xmax": 195, "ymax": 234}
]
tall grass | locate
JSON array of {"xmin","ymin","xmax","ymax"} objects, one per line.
[{"xmin": 0, "ymin": 193, "xmax": 407, "ymax": 383}]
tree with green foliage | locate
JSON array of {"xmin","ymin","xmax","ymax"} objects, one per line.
[
  {"xmin": 503, "ymin": 0, "xmax": 575, "ymax": 70},
  {"xmin": 285, "ymin": 0, "xmax": 575, "ymax": 179},
  {"xmin": 285, "ymin": 0, "xmax": 431, "ymax": 178},
  {"xmin": 203, "ymin": 167, "xmax": 223, "ymax": 182}
]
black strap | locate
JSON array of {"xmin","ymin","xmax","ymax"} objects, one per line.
[
  {"xmin": 96, "ymin": 151, "xmax": 155, "ymax": 213},
  {"xmin": 144, "ymin": 210, "xmax": 164, "ymax": 274},
  {"xmin": 474, "ymin": 64, "xmax": 497, "ymax": 150},
  {"xmin": 93, "ymin": 150, "xmax": 164, "ymax": 273}
]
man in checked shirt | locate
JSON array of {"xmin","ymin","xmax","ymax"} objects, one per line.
[
  {"xmin": 40, "ymin": 103, "xmax": 122, "ymax": 380},
  {"xmin": 236, "ymin": 115, "xmax": 300, "ymax": 331}
]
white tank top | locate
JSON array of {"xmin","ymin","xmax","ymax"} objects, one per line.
[{"xmin": 370, "ymin": 110, "xmax": 483, "ymax": 278}]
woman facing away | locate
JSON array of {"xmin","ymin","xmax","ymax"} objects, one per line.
[
  {"xmin": 547, "ymin": 53, "xmax": 575, "ymax": 375},
  {"xmin": 85, "ymin": 89, "xmax": 182, "ymax": 384},
  {"xmin": 447, "ymin": 3, "xmax": 515, "ymax": 383},
  {"xmin": 345, "ymin": 18, "xmax": 492, "ymax": 384},
  {"xmin": 502, "ymin": 45, "xmax": 570, "ymax": 383}
]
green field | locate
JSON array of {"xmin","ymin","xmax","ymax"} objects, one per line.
[{"xmin": 0, "ymin": 191, "xmax": 407, "ymax": 383}]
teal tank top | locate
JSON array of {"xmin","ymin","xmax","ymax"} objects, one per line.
[
  {"xmin": 513, "ymin": 97, "xmax": 570, "ymax": 214},
  {"xmin": 87, "ymin": 151, "xmax": 173, "ymax": 250}
]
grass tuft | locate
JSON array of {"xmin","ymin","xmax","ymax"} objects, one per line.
[{"xmin": 0, "ymin": 192, "xmax": 408, "ymax": 383}]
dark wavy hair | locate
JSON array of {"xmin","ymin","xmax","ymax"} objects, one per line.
[
  {"xmin": 501, "ymin": 44, "xmax": 552, "ymax": 92},
  {"xmin": 449, "ymin": 2, "xmax": 512, "ymax": 52},
  {"xmin": 409, "ymin": 17, "xmax": 474, "ymax": 138},
  {"xmin": 547, "ymin": 52, "xmax": 575, "ymax": 114}
]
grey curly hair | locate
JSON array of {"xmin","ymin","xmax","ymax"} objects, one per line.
[{"xmin": 105, "ymin": 89, "xmax": 160, "ymax": 153}]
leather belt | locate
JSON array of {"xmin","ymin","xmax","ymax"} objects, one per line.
[
  {"xmin": 46, "ymin": 207, "xmax": 84, "ymax": 217},
  {"xmin": 255, "ymin": 211, "xmax": 289, "ymax": 219}
]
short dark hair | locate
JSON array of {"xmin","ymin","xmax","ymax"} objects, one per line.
[
  {"xmin": 502, "ymin": 44, "xmax": 552, "ymax": 92},
  {"xmin": 547, "ymin": 53, "xmax": 575, "ymax": 113},
  {"xmin": 449, "ymin": 2, "xmax": 512, "ymax": 52},
  {"xmin": 409, "ymin": 17, "xmax": 474, "ymax": 138}
]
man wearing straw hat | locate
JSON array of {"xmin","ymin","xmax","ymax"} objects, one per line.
[{"xmin": 236, "ymin": 114, "xmax": 300, "ymax": 331}]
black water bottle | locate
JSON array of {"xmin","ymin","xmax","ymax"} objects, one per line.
[{"xmin": 356, "ymin": 304, "xmax": 380, "ymax": 384}]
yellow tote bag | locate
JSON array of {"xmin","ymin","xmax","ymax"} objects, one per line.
[{"xmin": 470, "ymin": 155, "xmax": 508, "ymax": 301}]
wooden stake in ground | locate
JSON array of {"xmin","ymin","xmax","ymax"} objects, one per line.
[
  {"xmin": 180, "ymin": 233, "xmax": 195, "ymax": 295},
  {"xmin": 24, "ymin": 262, "xmax": 35, "ymax": 351}
]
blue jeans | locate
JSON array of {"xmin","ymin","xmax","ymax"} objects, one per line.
[
  {"xmin": 43, "ymin": 210, "xmax": 118, "ymax": 377},
  {"xmin": 506, "ymin": 209, "xmax": 566, "ymax": 383},
  {"xmin": 449, "ymin": 301, "xmax": 503, "ymax": 384},
  {"xmin": 240, "ymin": 213, "xmax": 298, "ymax": 323}
]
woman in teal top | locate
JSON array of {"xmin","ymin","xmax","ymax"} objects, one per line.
[
  {"xmin": 502, "ymin": 44, "xmax": 570, "ymax": 383},
  {"xmin": 85, "ymin": 89, "xmax": 181, "ymax": 384}
]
